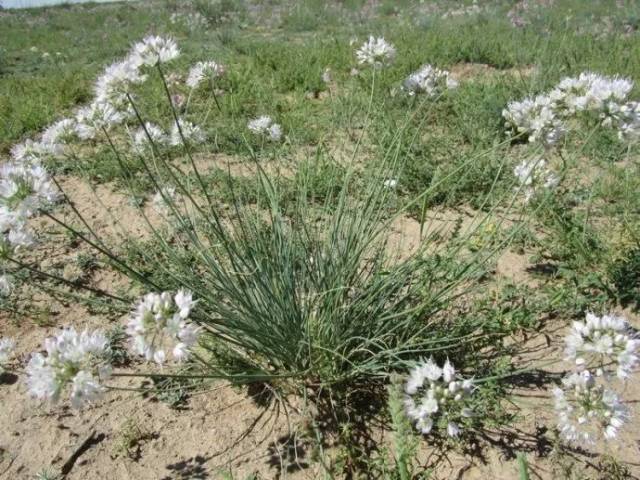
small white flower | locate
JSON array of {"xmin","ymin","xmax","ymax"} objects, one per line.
[
  {"xmin": 170, "ymin": 119, "xmax": 206, "ymax": 146},
  {"xmin": 421, "ymin": 396, "xmax": 439, "ymax": 415},
  {"xmin": 174, "ymin": 289, "xmax": 196, "ymax": 319},
  {"xmin": 130, "ymin": 36, "xmax": 180, "ymax": 67},
  {"xmin": 513, "ymin": 158, "xmax": 558, "ymax": 202},
  {"xmin": 126, "ymin": 290, "xmax": 200, "ymax": 364},
  {"xmin": 41, "ymin": 119, "xmax": 77, "ymax": 155},
  {"xmin": 10, "ymin": 140, "xmax": 46, "ymax": 164},
  {"xmin": 416, "ymin": 415, "xmax": 433, "ymax": 434},
  {"xmin": 94, "ymin": 58, "xmax": 147, "ymax": 106},
  {"xmin": 186, "ymin": 61, "xmax": 225, "ymax": 89},
  {"xmin": 403, "ymin": 64, "xmax": 458, "ymax": 97},
  {"xmin": 503, "ymin": 94, "xmax": 566, "ymax": 146},
  {"xmin": 131, "ymin": 122, "xmax": 169, "ymax": 153},
  {"xmin": 75, "ymin": 100, "xmax": 127, "ymax": 140},
  {"xmin": 0, "ymin": 161, "xmax": 59, "ymax": 239},
  {"xmin": 247, "ymin": 116, "xmax": 283, "ymax": 142},
  {"xmin": 442, "ymin": 359, "xmax": 456, "ymax": 383},
  {"xmin": 447, "ymin": 422, "xmax": 460, "ymax": 437},
  {"xmin": 565, "ymin": 312, "xmax": 638, "ymax": 380},
  {"xmin": 7, "ymin": 224, "xmax": 36, "ymax": 249},
  {"xmin": 355, "ymin": 36, "xmax": 396, "ymax": 68},
  {"xmin": 26, "ymin": 327, "xmax": 111, "ymax": 408},
  {"xmin": 554, "ymin": 370, "xmax": 628, "ymax": 444},
  {"xmin": 70, "ymin": 371, "xmax": 104, "ymax": 409},
  {"xmin": 404, "ymin": 358, "xmax": 474, "ymax": 437}
]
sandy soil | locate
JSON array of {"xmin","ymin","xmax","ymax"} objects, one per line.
[{"xmin": 1, "ymin": 174, "xmax": 640, "ymax": 479}]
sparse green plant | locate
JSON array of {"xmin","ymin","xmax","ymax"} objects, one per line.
[
  {"xmin": 112, "ymin": 418, "xmax": 155, "ymax": 460},
  {"xmin": 34, "ymin": 469, "xmax": 60, "ymax": 480}
]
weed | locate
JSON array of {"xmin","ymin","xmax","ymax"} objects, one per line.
[{"xmin": 111, "ymin": 418, "xmax": 155, "ymax": 460}]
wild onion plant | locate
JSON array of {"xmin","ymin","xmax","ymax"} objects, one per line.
[{"xmin": 1, "ymin": 35, "xmax": 531, "ymax": 402}]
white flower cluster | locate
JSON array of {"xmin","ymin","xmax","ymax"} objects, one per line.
[
  {"xmin": 171, "ymin": 119, "xmax": 207, "ymax": 146},
  {"xmin": 404, "ymin": 358, "xmax": 474, "ymax": 437},
  {"xmin": 247, "ymin": 116, "xmax": 283, "ymax": 142},
  {"xmin": 550, "ymin": 73, "xmax": 633, "ymax": 120},
  {"xmin": 504, "ymin": 72, "xmax": 639, "ymax": 145},
  {"xmin": 130, "ymin": 35, "xmax": 180, "ymax": 68},
  {"xmin": 18, "ymin": 290, "xmax": 200, "ymax": 408},
  {"xmin": 5, "ymin": 35, "xmax": 180, "ymax": 166},
  {"xmin": 513, "ymin": 158, "xmax": 559, "ymax": 202},
  {"xmin": 131, "ymin": 122, "xmax": 170, "ymax": 153},
  {"xmin": 75, "ymin": 100, "xmax": 130, "ymax": 140},
  {"xmin": 186, "ymin": 61, "xmax": 225, "ymax": 89},
  {"xmin": 40, "ymin": 119, "xmax": 78, "ymax": 154},
  {"xmin": 616, "ymin": 101, "xmax": 640, "ymax": 143},
  {"xmin": 564, "ymin": 312, "xmax": 638, "ymax": 379},
  {"xmin": 503, "ymin": 95, "xmax": 565, "ymax": 146},
  {"xmin": 0, "ymin": 337, "xmax": 15, "ymax": 374},
  {"xmin": 0, "ymin": 161, "xmax": 59, "ymax": 256},
  {"xmin": 26, "ymin": 327, "xmax": 112, "ymax": 408},
  {"xmin": 403, "ymin": 64, "xmax": 458, "ymax": 97},
  {"xmin": 94, "ymin": 58, "xmax": 147, "ymax": 108},
  {"xmin": 553, "ymin": 370, "xmax": 627, "ymax": 444},
  {"xmin": 355, "ymin": 36, "xmax": 396, "ymax": 68},
  {"xmin": 126, "ymin": 290, "xmax": 200, "ymax": 365},
  {"xmin": 554, "ymin": 312, "xmax": 638, "ymax": 444}
]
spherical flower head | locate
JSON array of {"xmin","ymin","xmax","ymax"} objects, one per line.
[
  {"xmin": 10, "ymin": 140, "xmax": 47, "ymax": 164},
  {"xmin": 247, "ymin": 116, "xmax": 283, "ymax": 142},
  {"xmin": 126, "ymin": 290, "xmax": 200, "ymax": 365},
  {"xmin": 75, "ymin": 100, "xmax": 127, "ymax": 140},
  {"xmin": 0, "ymin": 161, "xmax": 60, "ymax": 221},
  {"xmin": 186, "ymin": 61, "xmax": 225, "ymax": 89},
  {"xmin": 248, "ymin": 116, "xmax": 273, "ymax": 133},
  {"xmin": 41, "ymin": 118, "xmax": 78, "ymax": 155},
  {"xmin": 26, "ymin": 327, "xmax": 111, "ymax": 408},
  {"xmin": 0, "ymin": 337, "xmax": 16, "ymax": 373},
  {"xmin": 503, "ymin": 94, "xmax": 565, "ymax": 146},
  {"xmin": 403, "ymin": 64, "xmax": 457, "ymax": 97},
  {"xmin": 616, "ymin": 101, "xmax": 640, "ymax": 143},
  {"xmin": 170, "ymin": 119, "xmax": 206, "ymax": 146},
  {"xmin": 553, "ymin": 370, "xmax": 628, "ymax": 444},
  {"xmin": 6, "ymin": 223, "xmax": 36, "ymax": 250},
  {"xmin": 267, "ymin": 123, "xmax": 282, "ymax": 141},
  {"xmin": 94, "ymin": 59, "xmax": 147, "ymax": 105},
  {"xmin": 130, "ymin": 36, "xmax": 180, "ymax": 67},
  {"xmin": 132, "ymin": 122, "xmax": 169, "ymax": 153},
  {"xmin": 355, "ymin": 36, "xmax": 396, "ymax": 68},
  {"xmin": 404, "ymin": 358, "xmax": 474, "ymax": 437},
  {"xmin": 512, "ymin": 158, "xmax": 558, "ymax": 202},
  {"xmin": 565, "ymin": 312, "xmax": 638, "ymax": 380}
]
